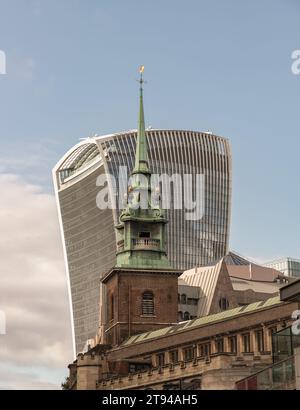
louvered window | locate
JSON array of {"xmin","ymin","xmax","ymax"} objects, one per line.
[{"xmin": 142, "ymin": 291, "xmax": 154, "ymax": 315}]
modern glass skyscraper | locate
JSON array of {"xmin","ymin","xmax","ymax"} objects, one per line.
[
  {"xmin": 53, "ymin": 129, "xmax": 232, "ymax": 354},
  {"xmin": 264, "ymin": 257, "xmax": 300, "ymax": 278}
]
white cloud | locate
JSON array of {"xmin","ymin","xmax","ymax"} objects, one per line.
[
  {"xmin": 0, "ymin": 174, "xmax": 73, "ymax": 389},
  {"xmin": 0, "ymin": 141, "xmax": 60, "ymax": 186},
  {"xmin": 0, "ymin": 363, "xmax": 66, "ymax": 390}
]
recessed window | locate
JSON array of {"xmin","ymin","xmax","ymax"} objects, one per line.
[
  {"xmin": 181, "ymin": 294, "xmax": 187, "ymax": 304},
  {"xmin": 156, "ymin": 353, "xmax": 165, "ymax": 367},
  {"xmin": 216, "ymin": 338, "xmax": 224, "ymax": 353},
  {"xmin": 229, "ymin": 336, "xmax": 237, "ymax": 353},
  {"xmin": 184, "ymin": 311, "xmax": 190, "ymax": 321},
  {"xmin": 243, "ymin": 333, "xmax": 251, "ymax": 353},
  {"xmin": 187, "ymin": 298, "xmax": 198, "ymax": 306},
  {"xmin": 169, "ymin": 350, "xmax": 179, "ymax": 364},
  {"xmin": 142, "ymin": 291, "xmax": 154, "ymax": 316},
  {"xmin": 178, "ymin": 311, "xmax": 183, "ymax": 321},
  {"xmin": 219, "ymin": 297, "xmax": 229, "ymax": 311},
  {"xmin": 139, "ymin": 231, "xmax": 150, "ymax": 238},
  {"xmin": 256, "ymin": 329, "xmax": 265, "ymax": 352},
  {"xmin": 199, "ymin": 342, "xmax": 211, "ymax": 358},
  {"xmin": 183, "ymin": 346, "xmax": 195, "ymax": 362}
]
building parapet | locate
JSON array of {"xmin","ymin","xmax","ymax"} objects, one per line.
[{"xmin": 96, "ymin": 352, "xmax": 272, "ymax": 390}]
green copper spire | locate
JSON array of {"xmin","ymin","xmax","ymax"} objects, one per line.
[
  {"xmin": 115, "ymin": 66, "xmax": 171, "ymax": 269},
  {"xmin": 132, "ymin": 65, "xmax": 150, "ymax": 175}
]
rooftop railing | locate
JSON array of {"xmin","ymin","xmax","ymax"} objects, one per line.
[{"xmin": 132, "ymin": 238, "xmax": 160, "ymax": 250}]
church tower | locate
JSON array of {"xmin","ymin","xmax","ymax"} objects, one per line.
[{"xmin": 102, "ymin": 67, "xmax": 181, "ymax": 346}]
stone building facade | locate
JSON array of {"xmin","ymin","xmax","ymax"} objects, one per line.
[{"xmin": 67, "ymin": 297, "xmax": 299, "ymax": 390}]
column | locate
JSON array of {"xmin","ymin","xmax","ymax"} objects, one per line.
[
  {"xmin": 152, "ymin": 353, "xmax": 158, "ymax": 367},
  {"xmin": 263, "ymin": 326, "xmax": 271, "ymax": 353},
  {"xmin": 211, "ymin": 338, "xmax": 217, "ymax": 354},
  {"xmin": 250, "ymin": 330, "xmax": 256, "ymax": 354},
  {"xmin": 237, "ymin": 333, "xmax": 243, "ymax": 356},
  {"xmin": 178, "ymin": 347, "xmax": 184, "ymax": 362},
  {"xmin": 223, "ymin": 336, "xmax": 229, "ymax": 353}
]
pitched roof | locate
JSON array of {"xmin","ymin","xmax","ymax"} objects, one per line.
[
  {"xmin": 223, "ymin": 251, "xmax": 252, "ymax": 265},
  {"xmin": 179, "ymin": 259, "xmax": 227, "ymax": 316},
  {"xmin": 122, "ymin": 296, "xmax": 282, "ymax": 347}
]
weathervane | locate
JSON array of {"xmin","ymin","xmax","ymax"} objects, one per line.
[{"xmin": 139, "ymin": 65, "xmax": 145, "ymax": 87}]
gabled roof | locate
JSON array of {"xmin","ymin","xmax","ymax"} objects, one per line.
[{"xmin": 179, "ymin": 259, "xmax": 229, "ymax": 317}]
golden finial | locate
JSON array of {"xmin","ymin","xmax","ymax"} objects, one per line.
[{"xmin": 139, "ymin": 65, "xmax": 145, "ymax": 85}]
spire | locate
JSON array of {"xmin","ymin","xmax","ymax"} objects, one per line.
[{"xmin": 132, "ymin": 65, "xmax": 150, "ymax": 174}]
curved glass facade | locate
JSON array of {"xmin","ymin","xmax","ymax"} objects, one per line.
[{"xmin": 53, "ymin": 129, "xmax": 232, "ymax": 353}]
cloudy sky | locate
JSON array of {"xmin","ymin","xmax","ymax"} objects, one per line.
[
  {"xmin": 0, "ymin": 0, "xmax": 299, "ymax": 389},
  {"xmin": 0, "ymin": 174, "xmax": 73, "ymax": 389}
]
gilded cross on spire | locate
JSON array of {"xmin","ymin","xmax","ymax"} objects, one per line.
[{"xmin": 132, "ymin": 65, "xmax": 150, "ymax": 175}]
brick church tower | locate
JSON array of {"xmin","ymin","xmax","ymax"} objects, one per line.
[{"xmin": 102, "ymin": 67, "xmax": 181, "ymax": 346}]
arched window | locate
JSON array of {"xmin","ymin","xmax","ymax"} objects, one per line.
[
  {"xmin": 178, "ymin": 311, "xmax": 183, "ymax": 321},
  {"xmin": 181, "ymin": 294, "xmax": 187, "ymax": 304},
  {"xmin": 142, "ymin": 291, "xmax": 154, "ymax": 316},
  {"xmin": 184, "ymin": 311, "xmax": 190, "ymax": 321}
]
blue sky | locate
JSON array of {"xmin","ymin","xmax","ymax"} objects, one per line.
[
  {"xmin": 0, "ymin": 0, "xmax": 299, "ymax": 260},
  {"xmin": 0, "ymin": 0, "xmax": 299, "ymax": 388},
  {"xmin": 1, "ymin": 0, "xmax": 299, "ymax": 261}
]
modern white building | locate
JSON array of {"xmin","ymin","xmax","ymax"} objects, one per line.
[{"xmin": 264, "ymin": 257, "xmax": 300, "ymax": 278}]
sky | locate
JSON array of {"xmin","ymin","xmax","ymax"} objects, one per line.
[{"xmin": 0, "ymin": 0, "xmax": 299, "ymax": 389}]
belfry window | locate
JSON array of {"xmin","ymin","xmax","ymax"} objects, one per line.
[
  {"xmin": 142, "ymin": 291, "xmax": 154, "ymax": 316},
  {"xmin": 139, "ymin": 231, "xmax": 150, "ymax": 238}
]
